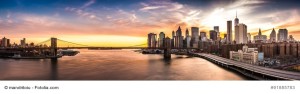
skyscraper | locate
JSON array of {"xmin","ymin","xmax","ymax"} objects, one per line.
[
  {"xmin": 172, "ymin": 30, "xmax": 175, "ymax": 48},
  {"xmin": 277, "ymin": 29, "xmax": 288, "ymax": 42},
  {"xmin": 235, "ymin": 23, "xmax": 247, "ymax": 44},
  {"xmin": 175, "ymin": 26, "xmax": 183, "ymax": 48},
  {"xmin": 247, "ymin": 33, "xmax": 251, "ymax": 42},
  {"xmin": 147, "ymin": 33, "xmax": 157, "ymax": 47},
  {"xmin": 270, "ymin": 28, "xmax": 276, "ymax": 42},
  {"xmin": 234, "ymin": 11, "xmax": 239, "ymax": 26},
  {"xmin": 191, "ymin": 27, "xmax": 199, "ymax": 48},
  {"xmin": 158, "ymin": 32, "xmax": 165, "ymax": 48},
  {"xmin": 185, "ymin": 28, "xmax": 191, "ymax": 48},
  {"xmin": 20, "ymin": 38, "xmax": 26, "ymax": 47},
  {"xmin": 214, "ymin": 26, "xmax": 220, "ymax": 40},
  {"xmin": 227, "ymin": 20, "xmax": 232, "ymax": 43},
  {"xmin": 1, "ymin": 37, "xmax": 8, "ymax": 47},
  {"xmin": 200, "ymin": 32, "xmax": 207, "ymax": 40},
  {"xmin": 209, "ymin": 30, "xmax": 217, "ymax": 41}
]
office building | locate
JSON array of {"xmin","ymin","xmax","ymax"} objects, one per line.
[
  {"xmin": 270, "ymin": 28, "xmax": 276, "ymax": 42},
  {"xmin": 277, "ymin": 29, "xmax": 288, "ymax": 42},
  {"xmin": 247, "ymin": 33, "xmax": 251, "ymax": 42},
  {"xmin": 209, "ymin": 30, "xmax": 217, "ymax": 41},
  {"xmin": 191, "ymin": 27, "xmax": 199, "ymax": 48},
  {"xmin": 235, "ymin": 23, "xmax": 247, "ymax": 44},
  {"xmin": 254, "ymin": 28, "xmax": 267, "ymax": 43},
  {"xmin": 147, "ymin": 33, "xmax": 157, "ymax": 47},
  {"xmin": 185, "ymin": 28, "xmax": 191, "ymax": 48},
  {"xmin": 234, "ymin": 11, "xmax": 239, "ymax": 26},
  {"xmin": 20, "ymin": 38, "xmax": 26, "ymax": 47},
  {"xmin": 227, "ymin": 20, "xmax": 232, "ymax": 43},
  {"xmin": 1, "ymin": 37, "xmax": 8, "ymax": 47},
  {"xmin": 158, "ymin": 32, "xmax": 165, "ymax": 48},
  {"xmin": 175, "ymin": 26, "xmax": 183, "ymax": 48}
]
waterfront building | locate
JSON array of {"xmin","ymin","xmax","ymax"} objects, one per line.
[
  {"xmin": 230, "ymin": 45, "xmax": 263, "ymax": 64},
  {"xmin": 147, "ymin": 33, "xmax": 157, "ymax": 48},
  {"xmin": 270, "ymin": 28, "xmax": 276, "ymax": 42},
  {"xmin": 227, "ymin": 20, "xmax": 232, "ymax": 43},
  {"xmin": 277, "ymin": 29, "xmax": 288, "ymax": 42},
  {"xmin": 234, "ymin": 23, "xmax": 247, "ymax": 44},
  {"xmin": 191, "ymin": 27, "xmax": 199, "ymax": 48},
  {"xmin": 254, "ymin": 28, "xmax": 267, "ymax": 43},
  {"xmin": 20, "ymin": 38, "xmax": 26, "ymax": 47},
  {"xmin": 158, "ymin": 32, "xmax": 165, "ymax": 48},
  {"xmin": 1, "ymin": 37, "xmax": 8, "ymax": 47},
  {"xmin": 185, "ymin": 28, "xmax": 191, "ymax": 48},
  {"xmin": 209, "ymin": 30, "xmax": 217, "ymax": 41}
]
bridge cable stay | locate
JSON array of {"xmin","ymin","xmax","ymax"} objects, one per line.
[
  {"xmin": 56, "ymin": 38, "xmax": 91, "ymax": 47},
  {"xmin": 36, "ymin": 39, "xmax": 51, "ymax": 46}
]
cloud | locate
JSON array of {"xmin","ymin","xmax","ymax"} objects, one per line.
[
  {"xmin": 140, "ymin": 6, "xmax": 166, "ymax": 11},
  {"xmin": 81, "ymin": 0, "xmax": 96, "ymax": 9}
]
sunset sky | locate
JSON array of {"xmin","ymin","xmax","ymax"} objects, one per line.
[{"xmin": 1, "ymin": 0, "xmax": 300, "ymax": 46}]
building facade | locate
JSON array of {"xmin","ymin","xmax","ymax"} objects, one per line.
[
  {"xmin": 277, "ymin": 29, "xmax": 288, "ymax": 42},
  {"xmin": 227, "ymin": 20, "xmax": 232, "ymax": 44},
  {"xmin": 234, "ymin": 23, "xmax": 247, "ymax": 44},
  {"xmin": 191, "ymin": 27, "xmax": 199, "ymax": 48}
]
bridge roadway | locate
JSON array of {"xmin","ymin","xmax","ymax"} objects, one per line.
[{"xmin": 193, "ymin": 53, "xmax": 300, "ymax": 80}]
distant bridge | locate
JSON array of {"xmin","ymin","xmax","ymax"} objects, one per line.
[{"xmin": 0, "ymin": 37, "xmax": 198, "ymax": 50}]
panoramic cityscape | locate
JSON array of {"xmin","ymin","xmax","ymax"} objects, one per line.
[{"xmin": 1, "ymin": 0, "xmax": 300, "ymax": 80}]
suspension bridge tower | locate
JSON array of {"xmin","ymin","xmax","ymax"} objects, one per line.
[
  {"xmin": 164, "ymin": 37, "xmax": 171, "ymax": 59},
  {"xmin": 51, "ymin": 37, "xmax": 58, "ymax": 57}
]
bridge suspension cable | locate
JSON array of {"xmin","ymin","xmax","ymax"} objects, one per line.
[{"xmin": 56, "ymin": 39, "xmax": 91, "ymax": 47}]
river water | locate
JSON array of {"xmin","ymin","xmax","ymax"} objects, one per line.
[{"xmin": 0, "ymin": 49, "xmax": 247, "ymax": 80}]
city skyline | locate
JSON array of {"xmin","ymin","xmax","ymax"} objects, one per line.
[{"xmin": 1, "ymin": 0, "xmax": 300, "ymax": 46}]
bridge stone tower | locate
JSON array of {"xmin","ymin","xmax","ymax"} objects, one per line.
[
  {"xmin": 51, "ymin": 37, "xmax": 58, "ymax": 57},
  {"xmin": 164, "ymin": 37, "xmax": 171, "ymax": 59}
]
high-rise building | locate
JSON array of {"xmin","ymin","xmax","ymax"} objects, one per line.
[
  {"xmin": 209, "ymin": 30, "xmax": 217, "ymax": 41},
  {"xmin": 200, "ymin": 32, "xmax": 206, "ymax": 40},
  {"xmin": 172, "ymin": 31, "xmax": 175, "ymax": 48},
  {"xmin": 277, "ymin": 29, "xmax": 288, "ymax": 42},
  {"xmin": 158, "ymin": 32, "xmax": 165, "ymax": 48},
  {"xmin": 1, "ymin": 37, "xmax": 8, "ymax": 47},
  {"xmin": 175, "ymin": 26, "xmax": 183, "ymax": 48},
  {"xmin": 270, "ymin": 28, "xmax": 276, "ymax": 42},
  {"xmin": 214, "ymin": 26, "xmax": 220, "ymax": 40},
  {"xmin": 247, "ymin": 33, "xmax": 251, "ymax": 42},
  {"xmin": 254, "ymin": 28, "xmax": 267, "ymax": 43},
  {"xmin": 235, "ymin": 23, "xmax": 247, "ymax": 44},
  {"xmin": 20, "ymin": 38, "xmax": 26, "ymax": 47},
  {"xmin": 185, "ymin": 28, "xmax": 191, "ymax": 48},
  {"xmin": 147, "ymin": 33, "xmax": 157, "ymax": 47},
  {"xmin": 234, "ymin": 11, "xmax": 239, "ymax": 26},
  {"xmin": 227, "ymin": 20, "xmax": 232, "ymax": 43},
  {"xmin": 191, "ymin": 27, "xmax": 199, "ymax": 48}
]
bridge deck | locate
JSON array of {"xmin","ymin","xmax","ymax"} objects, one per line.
[{"xmin": 194, "ymin": 53, "xmax": 300, "ymax": 80}]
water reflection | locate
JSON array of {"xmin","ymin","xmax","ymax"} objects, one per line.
[
  {"xmin": 0, "ymin": 49, "xmax": 247, "ymax": 80},
  {"xmin": 50, "ymin": 59, "xmax": 58, "ymax": 80}
]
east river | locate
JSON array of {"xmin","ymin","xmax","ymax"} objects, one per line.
[{"xmin": 0, "ymin": 49, "xmax": 248, "ymax": 80}]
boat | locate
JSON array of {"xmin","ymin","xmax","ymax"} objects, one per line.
[{"xmin": 58, "ymin": 49, "xmax": 80, "ymax": 56}]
